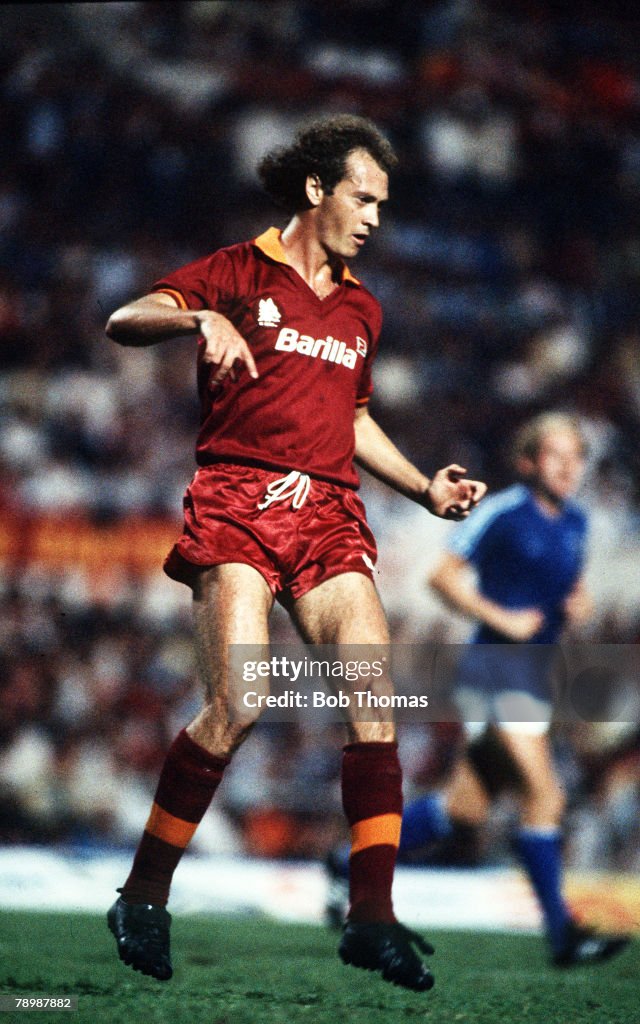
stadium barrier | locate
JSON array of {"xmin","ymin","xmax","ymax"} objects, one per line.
[
  {"xmin": 1, "ymin": 847, "xmax": 638, "ymax": 934},
  {"xmin": 0, "ymin": 512, "xmax": 177, "ymax": 573}
]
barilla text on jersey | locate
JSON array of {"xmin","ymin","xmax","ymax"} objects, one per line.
[{"xmin": 274, "ymin": 328, "xmax": 361, "ymax": 369}]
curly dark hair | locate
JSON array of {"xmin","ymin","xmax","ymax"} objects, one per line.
[{"xmin": 257, "ymin": 114, "xmax": 397, "ymax": 213}]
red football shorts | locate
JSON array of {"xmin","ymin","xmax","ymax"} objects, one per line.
[{"xmin": 163, "ymin": 462, "xmax": 378, "ymax": 602}]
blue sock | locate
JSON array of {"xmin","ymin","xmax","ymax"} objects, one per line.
[
  {"xmin": 330, "ymin": 842, "xmax": 351, "ymax": 879},
  {"xmin": 331, "ymin": 792, "xmax": 452, "ymax": 878},
  {"xmin": 399, "ymin": 792, "xmax": 452, "ymax": 856},
  {"xmin": 515, "ymin": 827, "xmax": 571, "ymax": 953}
]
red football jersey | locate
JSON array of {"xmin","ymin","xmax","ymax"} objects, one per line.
[{"xmin": 153, "ymin": 227, "xmax": 381, "ymax": 488}]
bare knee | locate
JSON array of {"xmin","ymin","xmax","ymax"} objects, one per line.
[
  {"xmin": 349, "ymin": 720, "xmax": 396, "ymax": 744},
  {"xmin": 187, "ymin": 703, "xmax": 261, "ymax": 757}
]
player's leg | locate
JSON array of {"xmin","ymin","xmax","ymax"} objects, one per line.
[
  {"xmin": 497, "ymin": 726, "xmax": 629, "ymax": 966},
  {"xmin": 400, "ymin": 752, "xmax": 490, "ymax": 861},
  {"xmin": 187, "ymin": 563, "xmax": 273, "ymax": 754},
  {"xmin": 292, "ymin": 571, "xmax": 433, "ymax": 992},
  {"xmin": 293, "ymin": 572, "xmax": 398, "ymax": 922},
  {"xmin": 495, "ymin": 727, "xmax": 569, "ymax": 953},
  {"xmin": 445, "ymin": 753, "xmax": 492, "ymax": 823},
  {"xmin": 109, "ymin": 564, "xmax": 273, "ymax": 980},
  {"xmin": 326, "ymin": 748, "xmax": 488, "ymax": 929},
  {"xmin": 400, "ymin": 651, "xmax": 503, "ymax": 862}
]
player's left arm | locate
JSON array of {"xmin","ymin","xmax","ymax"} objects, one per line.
[{"xmin": 353, "ymin": 406, "xmax": 486, "ymax": 520}]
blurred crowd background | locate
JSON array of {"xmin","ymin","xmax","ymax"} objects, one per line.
[{"xmin": 1, "ymin": 1, "xmax": 639, "ymax": 874}]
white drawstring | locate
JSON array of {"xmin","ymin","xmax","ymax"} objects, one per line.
[{"xmin": 257, "ymin": 471, "xmax": 311, "ymax": 511}]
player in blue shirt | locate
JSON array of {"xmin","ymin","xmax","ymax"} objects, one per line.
[{"xmin": 399, "ymin": 412, "xmax": 630, "ymax": 966}]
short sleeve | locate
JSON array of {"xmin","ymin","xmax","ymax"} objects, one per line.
[
  {"xmin": 152, "ymin": 250, "xmax": 236, "ymax": 312},
  {"xmin": 447, "ymin": 512, "xmax": 495, "ymax": 566},
  {"xmin": 447, "ymin": 486, "xmax": 526, "ymax": 566}
]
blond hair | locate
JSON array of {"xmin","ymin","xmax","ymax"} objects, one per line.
[{"xmin": 513, "ymin": 412, "xmax": 587, "ymax": 462}]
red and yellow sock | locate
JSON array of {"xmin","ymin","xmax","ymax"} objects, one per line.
[
  {"xmin": 121, "ymin": 729, "xmax": 228, "ymax": 907},
  {"xmin": 341, "ymin": 741, "xmax": 402, "ymax": 924}
]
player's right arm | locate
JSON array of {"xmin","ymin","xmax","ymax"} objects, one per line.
[
  {"xmin": 106, "ymin": 293, "xmax": 258, "ymax": 383},
  {"xmin": 428, "ymin": 552, "xmax": 544, "ymax": 642}
]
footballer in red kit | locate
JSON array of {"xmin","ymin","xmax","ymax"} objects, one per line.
[
  {"xmin": 154, "ymin": 227, "xmax": 380, "ymax": 487},
  {"xmin": 105, "ymin": 114, "xmax": 487, "ymax": 992},
  {"xmin": 156, "ymin": 227, "xmax": 382, "ymax": 597}
]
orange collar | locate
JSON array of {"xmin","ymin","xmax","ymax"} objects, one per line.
[{"xmin": 253, "ymin": 227, "xmax": 360, "ymax": 286}]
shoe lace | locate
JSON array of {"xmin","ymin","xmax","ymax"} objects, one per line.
[{"xmin": 391, "ymin": 923, "xmax": 435, "ymax": 957}]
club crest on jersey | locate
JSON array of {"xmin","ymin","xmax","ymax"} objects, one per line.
[
  {"xmin": 275, "ymin": 328, "xmax": 358, "ymax": 369},
  {"xmin": 257, "ymin": 297, "xmax": 281, "ymax": 327}
]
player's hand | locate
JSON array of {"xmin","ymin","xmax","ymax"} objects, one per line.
[
  {"xmin": 423, "ymin": 465, "xmax": 487, "ymax": 521},
  {"xmin": 495, "ymin": 608, "xmax": 545, "ymax": 642},
  {"xmin": 195, "ymin": 310, "xmax": 259, "ymax": 384}
]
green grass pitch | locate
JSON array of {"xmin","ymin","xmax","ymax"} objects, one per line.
[{"xmin": 0, "ymin": 911, "xmax": 636, "ymax": 1024}]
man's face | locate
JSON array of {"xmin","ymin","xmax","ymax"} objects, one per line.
[
  {"xmin": 528, "ymin": 428, "xmax": 586, "ymax": 503},
  {"xmin": 314, "ymin": 149, "xmax": 389, "ymax": 260}
]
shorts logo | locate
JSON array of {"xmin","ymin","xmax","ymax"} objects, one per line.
[
  {"xmin": 257, "ymin": 297, "xmax": 281, "ymax": 327},
  {"xmin": 356, "ymin": 336, "xmax": 368, "ymax": 357},
  {"xmin": 362, "ymin": 552, "xmax": 376, "ymax": 571},
  {"xmin": 275, "ymin": 327, "xmax": 358, "ymax": 369}
]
